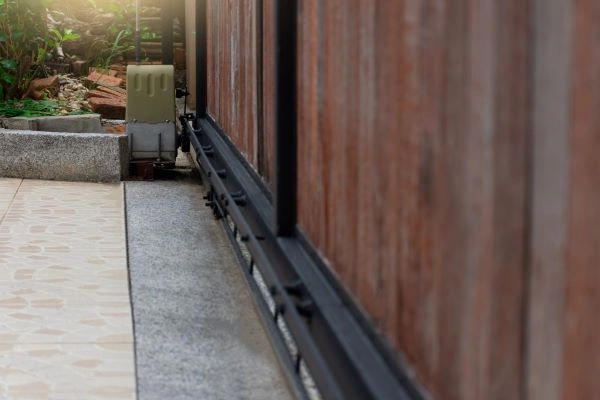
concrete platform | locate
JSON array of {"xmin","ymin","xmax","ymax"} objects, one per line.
[
  {"xmin": 0, "ymin": 129, "xmax": 128, "ymax": 182},
  {"xmin": 125, "ymin": 167, "xmax": 293, "ymax": 400}
]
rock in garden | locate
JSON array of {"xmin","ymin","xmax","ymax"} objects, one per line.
[{"xmin": 23, "ymin": 76, "xmax": 60, "ymax": 100}]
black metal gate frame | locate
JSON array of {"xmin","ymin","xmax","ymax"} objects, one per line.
[
  {"xmin": 186, "ymin": 1, "xmax": 423, "ymax": 399},
  {"xmin": 181, "ymin": 114, "xmax": 421, "ymax": 400}
]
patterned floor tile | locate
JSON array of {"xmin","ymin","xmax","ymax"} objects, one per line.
[
  {"xmin": 0, "ymin": 254, "xmax": 130, "ymax": 288},
  {"xmin": 0, "ymin": 179, "xmax": 135, "ymax": 398},
  {"xmin": 0, "ymin": 343, "xmax": 135, "ymax": 400},
  {"xmin": 0, "ymin": 203, "xmax": 11, "ymax": 217},
  {"xmin": 0, "ymin": 178, "xmax": 21, "ymax": 195},
  {"xmin": 0, "ymin": 178, "xmax": 21, "ymax": 218}
]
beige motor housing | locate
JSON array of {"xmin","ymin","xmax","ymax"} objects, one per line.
[{"xmin": 126, "ymin": 65, "xmax": 177, "ymax": 162}]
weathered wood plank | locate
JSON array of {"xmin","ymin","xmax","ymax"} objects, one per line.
[
  {"xmin": 206, "ymin": 0, "xmax": 258, "ymax": 170},
  {"xmin": 296, "ymin": 2, "xmax": 529, "ymax": 399},
  {"xmin": 202, "ymin": 2, "xmax": 600, "ymax": 399},
  {"xmin": 260, "ymin": 0, "xmax": 276, "ymax": 186},
  {"xmin": 526, "ymin": 1, "xmax": 572, "ymax": 399},
  {"xmin": 562, "ymin": 1, "xmax": 600, "ymax": 398}
]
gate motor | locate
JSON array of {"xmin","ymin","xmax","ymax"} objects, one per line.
[{"xmin": 126, "ymin": 64, "xmax": 177, "ymax": 165}]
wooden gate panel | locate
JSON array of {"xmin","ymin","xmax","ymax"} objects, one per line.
[{"xmin": 296, "ymin": 2, "xmax": 530, "ymax": 399}]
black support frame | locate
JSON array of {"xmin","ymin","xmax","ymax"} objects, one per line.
[
  {"xmin": 183, "ymin": 117, "xmax": 422, "ymax": 400},
  {"xmin": 183, "ymin": 1, "xmax": 424, "ymax": 399},
  {"xmin": 274, "ymin": 0, "xmax": 297, "ymax": 236}
]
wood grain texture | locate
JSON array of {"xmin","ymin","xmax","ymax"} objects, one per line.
[
  {"xmin": 200, "ymin": 1, "xmax": 600, "ymax": 398},
  {"xmin": 184, "ymin": 0, "xmax": 197, "ymax": 110},
  {"xmin": 526, "ymin": 1, "xmax": 572, "ymax": 399},
  {"xmin": 296, "ymin": 2, "xmax": 529, "ymax": 399},
  {"xmin": 260, "ymin": 0, "xmax": 276, "ymax": 186},
  {"xmin": 206, "ymin": 0, "xmax": 258, "ymax": 168},
  {"xmin": 562, "ymin": 0, "xmax": 600, "ymax": 398},
  {"xmin": 527, "ymin": 1, "xmax": 600, "ymax": 400},
  {"xmin": 206, "ymin": 0, "xmax": 274, "ymax": 184}
]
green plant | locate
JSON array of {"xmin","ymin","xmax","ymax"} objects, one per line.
[
  {"xmin": 0, "ymin": 0, "xmax": 54, "ymax": 98},
  {"xmin": 99, "ymin": 29, "xmax": 134, "ymax": 70},
  {"xmin": 0, "ymin": 97, "xmax": 91, "ymax": 117},
  {"xmin": 99, "ymin": 1, "xmax": 159, "ymax": 65},
  {"xmin": 0, "ymin": 98, "xmax": 58, "ymax": 117},
  {"xmin": 0, "ymin": 58, "xmax": 16, "ymax": 99},
  {"xmin": 0, "ymin": 0, "xmax": 83, "ymax": 100},
  {"xmin": 48, "ymin": 27, "xmax": 81, "ymax": 55}
]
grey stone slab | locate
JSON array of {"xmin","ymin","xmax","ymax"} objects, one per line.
[
  {"xmin": 0, "ymin": 129, "xmax": 128, "ymax": 182},
  {"xmin": 125, "ymin": 169, "xmax": 293, "ymax": 400},
  {"xmin": 0, "ymin": 114, "xmax": 103, "ymax": 133}
]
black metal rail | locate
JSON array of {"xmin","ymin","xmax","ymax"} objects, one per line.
[{"xmin": 181, "ymin": 115, "xmax": 423, "ymax": 400}]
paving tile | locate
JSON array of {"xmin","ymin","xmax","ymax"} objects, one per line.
[
  {"xmin": 0, "ymin": 281, "xmax": 132, "ymax": 345},
  {"xmin": 0, "ymin": 178, "xmax": 21, "ymax": 217},
  {"xmin": 0, "ymin": 202, "xmax": 11, "ymax": 216},
  {"xmin": 0, "ymin": 178, "xmax": 22, "ymax": 194},
  {"xmin": 0, "ymin": 179, "xmax": 135, "ymax": 398},
  {"xmin": 0, "ymin": 257, "xmax": 130, "ymax": 289},
  {"xmin": 0, "ymin": 343, "xmax": 135, "ymax": 400}
]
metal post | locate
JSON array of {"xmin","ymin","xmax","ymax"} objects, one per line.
[
  {"xmin": 161, "ymin": 0, "xmax": 174, "ymax": 65},
  {"xmin": 274, "ymin": 0, "xmax": 298, "ymax": 237},
  {"xmin": 196, "ymin": 0, "xmax": 208, "ymax": 118}
]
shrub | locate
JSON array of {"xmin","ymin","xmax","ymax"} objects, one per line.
[{"xmin": 0, "ymin": 0, "xmax": 53, "ymax": 98}]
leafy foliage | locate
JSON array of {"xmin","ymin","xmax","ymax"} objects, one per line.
[
  {"xmin": 0, "ymin": 98, "xmax": 58, "ymax": 117},
  {"xmin": 0, "ymin": 0, "xmax": 80, "ymax": 100},
  {"xmin": 0, "ymin": 0, "xmax": 52, "ymax": 98},
  {"xmin": 49, "ymin": 28, "xmax": 81, "ymax": 52},
  {"xmin": 0, "ymin": 58, "xmax": 16, "ymax": 99},
  {"xmin": 91, "ymin": 0, "xmax": 159, "ymax": 67},
  {"xmin": 0, "ymin": 98, "xmax": 90, "ymax": 117}
]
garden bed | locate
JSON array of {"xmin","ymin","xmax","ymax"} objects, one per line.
[
  {"xmin": 0, "ymin": 73, "xmax": 127, "ymax": 134},
  {"xmin": 0, "ymin": 0, "xmax": 157, "ymax": 132}
]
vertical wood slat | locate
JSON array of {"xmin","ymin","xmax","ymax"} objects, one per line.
[
  {"xmin": 184, "ymin": 0, "xmax": 197, "ymax": 110},
  {"xmin": 204, "ymin": 0, "xmax": 277, "ymax": 186},
  {"xmin": 296, "ymin": 0, "xmax": 321, "ymax": 251},
  {"xmin": 487, "ymin": 2, "xmax": 530, "ymax": 399},
  {"xmin": 527, "ymin": 1, "xmax": 600, "ymax": 400},
  {"xmin": 206, "ymin": 0, "xmax": 258, "ymax": 168},
  {"xmin": 562, "ymin": 1, "xmax": 600, "ymax": 398},
  {"xmin": 526, "ymin": 0, "xmax": 572, "ymax": 399},
  {"xmin": 261, "ymin": 0, "xmax": 276, "ymax": 186},
  {"xmin": 296, "ymin": 2, "xmax": 530, "ymax": 399}
]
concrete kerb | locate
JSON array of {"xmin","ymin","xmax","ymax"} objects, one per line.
[
  {"xmin": 0, "ymin": 129, "xmax": 128, "ymax": 182},
  {"xmin": 0, "ymin": 114, "xmax": 104, "ymax": 133}
]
